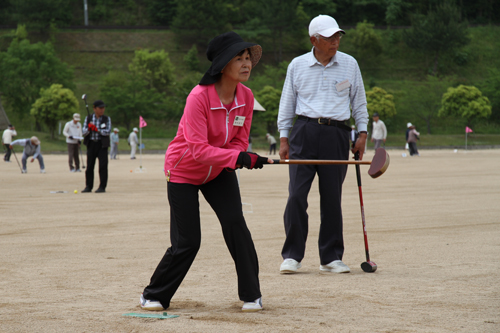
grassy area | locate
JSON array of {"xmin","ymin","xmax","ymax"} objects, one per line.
[{"xmin": 9, "ymin": 129, "xmax": 498, "ymax": 154}]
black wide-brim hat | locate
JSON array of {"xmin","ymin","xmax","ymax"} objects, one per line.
[{"xmin": 199, "ymin": 32, "xmax": 262, "ymax": 85}]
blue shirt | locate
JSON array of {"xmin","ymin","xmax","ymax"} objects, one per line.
[{"xmin": 278, "ymin": 48, "xmax": 368, "ymax": 138}]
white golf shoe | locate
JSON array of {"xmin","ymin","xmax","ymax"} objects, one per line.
[
  {"xmin": 242, "ymin": 297, "xmax": 262, "ymax": 312},
  {"xmin": 140, "ymin": 293, "xmax": 165, "ymax": 311},
  {"xmin": 319, "ymin": 260, "xmax": 350, "ymax": 273},
  {"xmin": 280, "ymin": 258, "xmax": 302, "ymax": 274}
]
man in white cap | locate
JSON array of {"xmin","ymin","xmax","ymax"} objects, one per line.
[
  {"xmin": 63, "ymin": 113, "xmax": 83, "ymax": 172},
  {"xmin": 110, "ymin": 128, "xmax": 119, "ymax": 159},
  {"xmin": 277, "ymin": 15, "xmax": 369, "ymax": 275},
  {"xmin": 10, "ymin": 136, "xmax": 45, "ymax": 173},
  {"xmin": 128, "ymin": 127, "xmax": 139, "ymax": 160}
]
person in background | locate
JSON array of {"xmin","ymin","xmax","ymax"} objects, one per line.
[
  {"xmin": 128, "ymin": 128, "xmax": 138, "ymax": 160},
  {"xmin": 82, "ymin": 100, "xmax": 111, "ymax": 193},
  {"xmin": 2, "ymin": 124, "xmax": 17, "ymax": 162},
  {"xmin": 247, "ymin": 135, "xmax": 252, "ymax": 152},
  {"xmin": 266, "ymin": 133, "xmax": 277, "ymax": 155},
  {"xmin": 407, "ymin": 123, "xmax": 420, "ymax": 156},
  {"xmin": 63, "ymin": 113, "xmax": 83, "ymax": 172},
  {"xmin": 277, "ymin": 15, "xmax": 369, "ymax": 275},
  {"xmin": 10, "ymin": 136, "xmax": 45, "ymax": 173},
  {"xmin": 405, "ymin": 122, "xmax": 411, "ymax": 151},
  {"xmin": 370, "ymin": 112, "xmax": 387, "ymax": 149},
  {"xmin": 110, "ymin": 128, "xmax": 119, "ymax": 160},
  {"xmin": 140, "ymin": 31, "xmax": 270, "ymax": 314}
]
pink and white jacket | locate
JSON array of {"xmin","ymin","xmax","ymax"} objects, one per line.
[{"xmin": 164, "ymin": 83, "xmax": 254, "ymax": 185}]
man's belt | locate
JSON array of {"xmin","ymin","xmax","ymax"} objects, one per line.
[{"xmin": 297, "ymin": 115, "xmax": 352, "ymax": 131}]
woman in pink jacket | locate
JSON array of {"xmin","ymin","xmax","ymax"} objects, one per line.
[{"xmin": 140, "ymin": 32, "xmax": 271, "ymax": 313}]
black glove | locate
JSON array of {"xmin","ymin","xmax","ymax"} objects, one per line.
[
  {"xmin": 236, "ymin": 152, "xmax": 268, "ymax": 170},
  {"xmin": 69, "ymin": 136, "xmax": 73, "ymax": 139}
]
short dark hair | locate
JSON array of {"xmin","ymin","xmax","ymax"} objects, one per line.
[{"xmin": 236, "ymin": 48, "xmax": 252, "ymax": 59}]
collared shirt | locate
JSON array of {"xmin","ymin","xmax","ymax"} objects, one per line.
[
  {"xmin": 128, "ymin": 132, "xmax": 138, "ymax": 145},
  {"xmin": 110, "ymin": 132, "xmax": 119, "ymax": 144},
  {"xmin": 371, "ymin": 119, "xmax": 387, "ymax": 140},
  {"xmin": 278, "ymin": 48, "xmax": 368, "ymax": 138},
  {"xmin": 63, "ymin": 121, "xmax": 82, "ymax": 144},
  {"xmin": 2, "ymin": 129, "xmax": 17, "ymax": 144},
  {"xmin": 11, "ymin": 139, "xmax": 41, "ymax": 159},
  {"xmin": 82, "ymin": 114, "xmax": 111, "ymax": 141}
]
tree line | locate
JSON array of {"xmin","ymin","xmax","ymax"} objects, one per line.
[{"xmin": 0, "ymin": 0, "xmax": 499, "ymax": 137}]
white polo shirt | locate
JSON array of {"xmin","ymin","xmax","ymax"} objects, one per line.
[{"xmin": 278, "ymin": 48, "xmax": 368, "ymax": 138}]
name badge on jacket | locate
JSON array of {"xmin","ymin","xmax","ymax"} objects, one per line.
[{"xmin": 233, "ymin": 116, "xmax": 245, "ymax": 127}]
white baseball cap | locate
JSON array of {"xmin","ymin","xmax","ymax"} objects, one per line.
[
  {"xmin": 309, "ymin": 15, "xmax": 345, "ymax": 37},
  {"xmin": 407, "ymin": 122, "xmax": 413, "ymax": 128},
  {"xmin": 133, "ymin": 127, "xmax": 138, "ymax": 132},
  {"xmin": 73, "ymin": 113, "xmax": 81, "ymax": 121}
]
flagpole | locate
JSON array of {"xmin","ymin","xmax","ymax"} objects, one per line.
[
  {"xmin": 465, "ymin": 132, "xmax": 467, "ymax": 151},
  {"xmin": 139, "ymin": 126, "xmax": 142, "ymax": 170}
]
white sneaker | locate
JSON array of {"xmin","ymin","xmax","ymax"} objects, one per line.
[
  {"xmin": 22, "ymin": 169, "xmax": 27, "ymax": 174},
  {"xmin": 280, "ymin": 258, "xmax": 302, "ymax": 274},
  {"xmin": 242, "ymin": 298, "xmax": 262, "ymax": 312},
  {"xmin": 140, "ymin": 293, "xmax": 164, "ymax": 311},
  {"xmin": 70, "ymin": 169, "xmax": 75, "ymax": 173},
  {"xmin": 320, "ymin": 260, "xmax": 350, "ymax": 273},
  {"xmin": 40, "ymin": 169, "xmax": 46, "ymax": 174}
]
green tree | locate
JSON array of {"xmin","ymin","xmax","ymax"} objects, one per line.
[
  {"xmin": 184, "ymin": 44, "xmax": 200, "ymax": 72},
  {"xmin": 241, "ymin": 0, "xmax": 308, "ymax": 63},
  {"xmin": 404, "ymin": 76, "xmax": 453, "ymax": 134},
  {"xmin": 366, "ymin": 87, "xmax": 397, "ymax": 119},
  {"xmin": 349, "ymin": 21, "xmax": 383, "ymax": 60},
  {"xmin": 254, "ymin": 86, "xmax": 281, "ymax": 134},
  {"xmin": 172, "ymin": 0, "xmax": 238, "ymax": 44},
  {"xmin": 128, "ymin": 49, "xmax": 175, "ymax": 93},
  {"xmin": 30, "ymin": 84, "xmax": 78, "ymax": 139},
  {"xmin": 0, "ymin": 39, "xmax": 74, "ymax": 124},
  {"xmin": 10, "ymin": 0, "xmax": 72, "ymax": 33},
  {"xmin": 480, "ymin": 69, "xmax": 500, "ymax": 124},
  {"xmin": 148, "ymin": 0, "xmax": 178, "ymax": 25},
  {"xmin": 300, "ymin": 0, "xmax": 337, "ymax": 19},
  {"xmin": 403, "ymin": 1, "xmax": 470, "ymax": 76},
  {"xmin": 438, "ymin": 85, "xmax": 491, "ymax": 128},
  {"xmin": 100, "ymin": 71, "xmax": 165, "ymax": 130}
]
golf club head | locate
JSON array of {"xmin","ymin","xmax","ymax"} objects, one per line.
[
  {"xmin": 361, "ymin": 261, "xmax": 377, "ymax": 273},
  {"xmin": 81, "ymin": 94, "xmax": 87, "ymax": 101},
  {"xmin": 368, "ymin": 148, "xmax": 390, "ymax": 179}
]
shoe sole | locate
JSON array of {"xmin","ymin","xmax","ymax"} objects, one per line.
[
  {"xmin": 241, "ymin": 307, "xmax": 263, "ymax": 312},
  {"xmin": 319, "ymin": 267, "xmax": 350, "ymax": 273},
  {"xmin": 280, "ymin": 269, "xmax": 298, "ymax": 274},
  {"xmin": 141, "ymin": 305, "xmax": 165, "ymax": 311}
]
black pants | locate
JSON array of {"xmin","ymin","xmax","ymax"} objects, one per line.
[
  {"xmin": 68, "ymin": 143, "xmax": 80, "ymax": 170},
  {"xmin": 4, "ymin": 144, "xmax": 12, "ymax": 161},
  {"xmin": 409, "ymin": 142, "xmax": 419, "ymax": 156},
  {"xmin": 143, "ymin": 170, "xmax": 261, "ymax": 309},
  {"xmin": 269, "ymin": 143, "xmax": 276, "ymax": 155},
  {"xmin": 85, "ymin": 140, "xmax": 108, "ymax": 190},
  {"xmin": 282, "ymin": 118, "xmax": 350, "ymax": 265}
]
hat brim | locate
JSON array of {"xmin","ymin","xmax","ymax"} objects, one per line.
[
  {"xmin": 200, "ymin": 43, "xmax": 262, "ymax": 85},
  {"xmin": 317, "ymin": 28, "xmax": 345, "ymax": 37}
]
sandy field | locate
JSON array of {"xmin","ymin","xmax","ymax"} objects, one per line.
[{"xmin": 1, "ymin": 148, "xmax": 499, "ymax": 332}]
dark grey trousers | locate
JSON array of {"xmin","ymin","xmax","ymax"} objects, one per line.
[{"xmin": 281, "ymin": 118, "xmax": 350, "ymax": 265}]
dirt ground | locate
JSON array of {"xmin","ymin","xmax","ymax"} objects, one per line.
[{"xmin": 1, "ymin": 148, "xmax": 499, "ymax": 333}]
